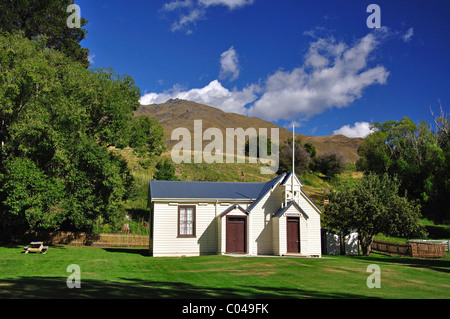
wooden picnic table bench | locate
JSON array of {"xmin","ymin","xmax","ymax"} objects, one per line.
[{"xmin": 23, "ymin": 241, "xmax": 48, "ymax": 254}]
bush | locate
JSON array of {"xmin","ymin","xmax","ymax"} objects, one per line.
[
  {"xmin": 311, "ymin": 152, "xmax": 344, "ymax": 179},
  {"xmin": 154, "ymin": 159, "xmax": 177, "ymax": 181}
]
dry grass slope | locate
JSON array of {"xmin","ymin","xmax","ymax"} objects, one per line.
[{"xmin": 136, "ymin": 99, "xmax": 362, "ymax": 164}]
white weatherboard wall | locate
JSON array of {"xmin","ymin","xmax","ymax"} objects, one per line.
[
  {"xmin": 273, "ymin": 205, "xmax": 316, "ymax": 256},
  {"xmin": 298, "ymin": 193, "xmax": 322, "ymax": 256},
  {"xmin": 152, "ymin": 202, "xmax": 218, "ymax": 257},
  {"xmin": 272, "ymin": 217, "xmax": 280, "ymax": 255},
  {"xmin": 248, "ymin": 185, "xmax": 283, "ymax": 255}
]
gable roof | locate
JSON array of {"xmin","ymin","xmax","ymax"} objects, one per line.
[
  {"xmin": 280, "ymin": 171, "xmax": 303, "ymax": 186},
  {"xmin": 149, "ymin": 180, "xmax": 264, "ymax": 200},
  {"xmin": 219, "ymin": 204, "xmax": 248, "ymax": 217},
  {"xmin": 273, "ymin": 200, "xmax": 309, "ymax": 219},
  {"xmin": 246, "ymin": 172, "xmax": 287, "ymax": 212}
]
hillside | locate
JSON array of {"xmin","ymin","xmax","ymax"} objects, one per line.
[{"xmin": 136, "ymin": 99, "xmax": 362, "ymax": 163}]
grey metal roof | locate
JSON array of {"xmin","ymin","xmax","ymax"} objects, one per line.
[{"xmin": 149, "ymin": 180, "xmax": 265, "ymax": 200}]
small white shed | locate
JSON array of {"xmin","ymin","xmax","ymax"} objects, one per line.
[{"xmin": 322, "ymin": 230, "xmax": 359, "ymax": 255}]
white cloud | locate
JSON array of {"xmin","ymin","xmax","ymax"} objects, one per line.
[
  {"xmin": 283, "ymin": 120, "xmax": 303, "ymax": 131},
  {"xmin": 199, "ymin": 0, "xmax": 255, "ymax": 10},
  {"xmin": 88, "ymin": 53, "xmax": 95, "ymax": 64},
  {"xmin": 162, "ymin": 0, "xmax": 255, "ymax": 33},
  {"xmin": 140, "ymin": 80, "xmax": 259, "ymax": 114},
  {"xmin": 219, "ymin": 46, "xmax": 240, "ymax": 81},
  {"xmin": 140, "ymin": 32, "xmax": 389, "ymax": 125},
  {"xmin": 402, "ymin": 27, "xmax": 414, "ymax": 42},
  {"xmin": 246, "ymin": 33, "xmax": 389, "ymax": 121},
  {"xmin": 333, "ymin": 122, "xmax": 375, "ymax": 138},
  {"xmin": 170, "ymin": 8, "xmax": 205, "ymax": 33},
  {"xmin": 162, "ymin": 0, "xmax": 193, "ymax": 11}
]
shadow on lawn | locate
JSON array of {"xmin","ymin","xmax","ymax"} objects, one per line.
[
  {"xmin": 0, "ymin": 276, "xmax": 374, "ymax": 299},
  {"xmin": 102, "ymin": 247, "xmax": 150, "ymax": 256}
]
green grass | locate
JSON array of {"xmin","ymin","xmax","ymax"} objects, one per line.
[
  {"xmin": 374, "ymin": 233, "xmax": 409, "ymax": 244},
  {"xmin": 0, "ymin": 245, "xmax": 449, "ymax": 299}
]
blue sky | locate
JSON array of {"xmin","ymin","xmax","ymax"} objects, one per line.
[{"xmin": 77, "ymin": 0, "xmax": 449, "ymax": 137}]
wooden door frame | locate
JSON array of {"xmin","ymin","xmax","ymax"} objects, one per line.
[
  {"xmin": 226, "ymin": 215, "xmax": 247, "ymax": 253},
  {"xmin": 286, "ymin": 216, "xmax": 300, "ymax": 253}
]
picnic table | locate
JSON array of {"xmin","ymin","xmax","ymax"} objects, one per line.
[{"xmin": 23, "ymin": 242, "xmax": 48, "ymax": 254}]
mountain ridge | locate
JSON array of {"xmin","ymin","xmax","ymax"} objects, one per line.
[{"xmin": 136, "ymin": 99, "xmax": 362, "ymax": 163}]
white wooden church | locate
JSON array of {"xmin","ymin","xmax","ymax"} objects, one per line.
[{"xmin": 148, "ymin": 171, "xmax": 322, "ymax": 257}]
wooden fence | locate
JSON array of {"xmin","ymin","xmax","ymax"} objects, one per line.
[
  {"xmin": 372, "ymin": 240, "xmax": 410, "ymax": 256},
  {"xmin": 372, "ymin": 239, "xmax": 446, "ymax": 258},
  {"xmin": 408, "ymin": 240, "xmax": 447, "ymax": 258},
  {"xmin": 29, "ymin": 232, "xmax": 149, "ymax": 247}
]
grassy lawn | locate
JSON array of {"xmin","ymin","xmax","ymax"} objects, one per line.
[{"xmin": 0, "ymin": 245, "xmax": 449, "ymax": 299}]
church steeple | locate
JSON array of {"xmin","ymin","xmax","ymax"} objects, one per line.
[
  {"xmin": 281, "ymin": 170, "xmax": 302, "ymax": 207},
  {"xmin": 280, "ymin": 126, "xmax": 303, "ymax": 207},
  {"xmin": 292, "ymin": 125, "xmax": 295, "ymax": 199}
]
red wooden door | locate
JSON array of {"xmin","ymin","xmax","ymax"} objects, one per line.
[
  {"xmin": 287, "ymin": 217, "xmax": 300, "ymax": 253},
  {"xmin": 226, "ymin": 216, "xmax": 246, "ymax": 253}
]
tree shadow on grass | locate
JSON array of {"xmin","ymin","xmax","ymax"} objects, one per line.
[
  {"xmin": 102, "ymin": 247, "xmax": 150, "ymax": 257},
  {"xmin": 0, "ymin": 276, "xmax": 374, "ymax": 299}
]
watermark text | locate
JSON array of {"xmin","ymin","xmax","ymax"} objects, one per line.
[{"xmin": 171, "ymin": 120, "xmax": 279, "ymax": 174}]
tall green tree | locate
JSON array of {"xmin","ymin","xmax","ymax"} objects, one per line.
[
  {"xmin": 356, "ymin": 116, "xmax": 449, "ymax": 222},
  {"xmin": 428, "ymin": 105, "xmax": 450, "ymax": 222},
  {"xmin": 324, "ymin": 173, "xmax": 425, "ymax": 255},
  {"xmin": 0, "ymin": 0, "xmax": 89, "ymax": 67},
  {"xmin": 0, "ymin": 34, "xmax": 163, "ymax": 239}
]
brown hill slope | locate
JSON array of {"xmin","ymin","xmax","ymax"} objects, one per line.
[{"xmin": 136, "ymin": 99, "xmax": 362, "ymax": 163}]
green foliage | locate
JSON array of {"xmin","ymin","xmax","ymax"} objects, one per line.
[
  {"xmin": 128, "ymin": 116, "xmax": 165, "ymax": 159},
  {"xmin": 154, "ymin": 158, "xmax": 177, "ymax": 181},
  {"xmin": 0, "ymin": 157, "xmax": 65, "ymax": 237},
  {"xmin": 356, "ymin": 115, "xmax": 450, "ymax": 223},
  {"xmin": 244, "ymin": 135, "xmax": 273, "ymax": 158},
  {"xmin": 310, "ymin": 152, "xmax": 344, "ymax": 179},
  {"xmin": 0, "ymin": 0, "xmax": 90, "ymax": 67},
  {"xmin": 324, "ymin": 173, "xmax": 425, "ymax": 255},
  {"xmin": 277, "ymin": 137, "xmax": 311, "ymax": 174},
  {"xmin": 0, "ymin": 34, "xmax": 164, "ymax": 239},
  {"xmin": 303, "ymin": 143, "xmax": 317, "ymax": 158}
]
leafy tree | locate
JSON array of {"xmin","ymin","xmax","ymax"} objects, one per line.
[
  {"xmin": 128, "ymin": 116, "xmax": 165, "ymax": 158},
  {"xmin": 311, "ymin": 152, "xmax": 344, "ymax": 179},
  {"xmin": 0, "ymin": 34, "xmax": 163, "ymax": 239},
  {"xmin": 0, "ymin": 157, "xmax": 65, "ymax": 239},
  {"xmin": 303, "ymin": 143, "xmax": 317, "ymax": 158},
  {"xmin": 0, "ymin": 0, "xmax": 89, "ymax": 67},
  {"xmin": 245, "ymin": 135, "xmax": 272, "ymax": 158},
  {"xmin": 277, "ymin": 137, "xmax": 311, "ymax": 174},
  {"xmin": 154, "ymin": 159, "xmax": 177, "ymax": 181},
  {"xmin": 356, "ymin": 116, "xmax": 449, "ymax": 222},
  {"xmin": 428, "ymin": 104, "xmax": 450, "ymax": 223},
  {"xmin": 323, "ymin": 173, "xmax": 425, "ymax": 255}
]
